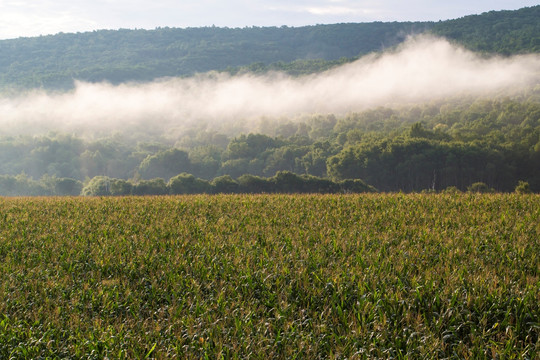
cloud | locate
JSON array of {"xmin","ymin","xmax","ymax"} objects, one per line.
[
  {"xmin": 306, "ymin": 6, "xmax": 372, "ymax": 16},
  {"xmin": 266, "ymin": 1, "xmax": 378, "ymax": 17},
  {"xmin": 0, "ymin": 1, "xmax": 99, "ymax": 38},
  {"xmin": 0, "ymin": 36, "xmax": 538, "ymax": 138}
]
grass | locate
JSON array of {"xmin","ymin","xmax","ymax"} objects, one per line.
[{"xmin": 0, "ymin": 194, "xmax": 538, "ymax": 358}]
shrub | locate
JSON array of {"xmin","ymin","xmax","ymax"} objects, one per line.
[
  {"xmin": 81, "ymin": 176, "xmax": 112, "ymax": 196},
  {"xmin": 211, "ymin": 175, "xmax": 239, "ymax": 194},
  {"xmin": 515, "ymin": 180, "xmax": 532, "ymax": 194},
  {"xmin": 442, "ymin": 186, "xmax": 461, "ymax": 194},
  {"xmin": 109, "ymin": 179, "xmax": 133, "ymax": 196},
  {"xmin": 467, "ymin": 182, "xmax": 494, "ymax": 193},
  {"xmin": 237, "ymin": 174, "xmax": 274, "ymax": 193},
  {"xmin": 132, "ymin": 178, "xmax": 168, "ymax": 195},
  {"xmin": 168, "ymin": 173, "xmax": 212, "ymax": 194}
]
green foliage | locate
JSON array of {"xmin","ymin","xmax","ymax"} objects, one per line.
[
  {"xmin": 109, "ymin": 178, "xmax": 133, "ymax": 196},
  {"xmin": 52, "ymin": 177, "xmax": 84, "ymax": 196},
  {"xmin": 442, "ymin": 186, "xmax": 461, "ymax": 194},
  {"xmin": 0, "ymin": 174, "xmax": 50, "ymax": 196},
  {"xmin": 0, "ymin": 97, "xmax": 539, "ymax": 194},
  {"xmin": 326, "ymin": 97, "xmax": 540, "ymax": 193},
  {"xmin": 515, "ymin": 180, "xmax": 532, "ymax": 194},
  {"xmin": 81, "ymin": 176, "xmax": 112, "ymax": 196},
  {"xmin": 0, "ymin": 6, "xmax": 537, "ymax": 91},
  {"xmin": 339, "ymin": 179, "xmax": 378, "ymax": 193},
  {"xmin": 229, "ymin": 57, "xmax": 357, "ymax": 76},
  {"xmin": 168, "ymin": 173, "xmax": 212, "ymax": 194},
  {"xmin": 0, "ymin": 194, "xmax": 538, "ymax": 357},
  {"xmin": 237, "ymin": 174, "xmax": 275, "ymax": 193},
  {"xmin": 225, "ymin": 133, "xmax": 280, "ymax": 160},
  {"xmin": 131, "ymin": 178, "xmax": 168, "ymax": 195},
  {"xmin": 431, "ymin": 5, "xmax": 540, "ymax": 54},
  {"xmin": 33, "ymin": 172, "xmax": 376, "ymax": 196},
  {"xmin": 0, "ymin": 6, "xmax": 537, "ymax": 193},
  {"xmin": 467, "ymin": 182, "xmax": 495, "ymax": 193},
  {"xmin": 138, "ymin": 148, "xmax": 191, "ymax": 181},
  {"xmin": 0, "ymin": 23, "xmax": 430, "ymax": 90},
  {"xmin": 188, "ymin": 145, "xmax": 223, "ymax": 180},
  {"xmin": 272, "ymin": 171, "xmax": 306, "ymax": 193},
  {"xmin": 211, "ymin": 175, "xmax": 240, "ymax": 194}
]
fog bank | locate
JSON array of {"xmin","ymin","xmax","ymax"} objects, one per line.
[{"xmin": 1, "ymin": 36, "xmax": 539, "ymax": 137}]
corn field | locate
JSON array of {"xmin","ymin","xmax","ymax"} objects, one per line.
[{"xmin": 0, "ymin": 194, "xmax": 538, "ymax": 358}]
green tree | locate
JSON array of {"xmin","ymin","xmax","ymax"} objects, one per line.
[
  {"xmin": 515, "ymin": 180, "xmax": 532, "ymax": 194},
  {"xmin": 109, "ymin": 179, "xmax": 133, "ymax": 196},
  {"xmin": 138, "ymin": 148, "xmax": 191, "ymax": 181},
  {"xmin": 132, "ymin": 178, "xmax": 168, "ymax": 195},
  {"xmin": 53, "ymin": 177, "xmax": 83, "ymax": 196},
  {"xmin": 168, "ymin": 173, "xmax": 212, "ymax": 194},
  {"xmin": 81, "ymin": 176, "xmax": 112, "ymax": 196},
  {"xmin": 339, "ymin": 179, "xmax": 377, "ymax": 193},
  {"xmin": 272, "ymin": 171, "xmax": 306, "ymax": 193},
  {"xmin": 467, "ymin": 182, "xmax": 494, "ymax": 193},
  {"xmin": 237, "ymin": 174, "xmax": 274, "ymax": 193},
  {"xmin": 211, "ymin": 175, "xmax": 239, "ymax": 193}
]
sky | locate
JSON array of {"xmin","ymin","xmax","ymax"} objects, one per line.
[{"xmin": 0, "ymin": 0, "xmax": 538, "ymax": 40}]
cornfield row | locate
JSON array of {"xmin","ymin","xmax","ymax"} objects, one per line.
[{"xmin": 0, "ymin": 194, "xmax": 538, "ymax": 358}]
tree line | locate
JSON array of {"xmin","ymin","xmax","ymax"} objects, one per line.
[
  {"xmin": 430, "ymin": 5, "xmax": 540, "ymax": 54},
  {"xmin": 0, "ymin": 171, "xmax": 375, "ymax": 196},
  {"xmin": 0, "ymin": 95, "xmax": 538, "ymax": 195}
]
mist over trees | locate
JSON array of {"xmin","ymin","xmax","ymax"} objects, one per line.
[
  {"xmin": 0, "ymin": 6, "xmax": 538, "ymax": 195},
  {"xmin": 0, "ymin": 96, "xmax": 538, "ymax": 195}
]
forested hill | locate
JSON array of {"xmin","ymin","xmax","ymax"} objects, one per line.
[
  {"xmin": 430, "ymin": 5, "xmax": 540, "ymax": 54},
  {"xmin": 0, "ymin": 22, "xmax": 430, "ymax": 90},
  {"xmin": 0, "ymin": 5, "xmax": 538, "ymax": 90}
]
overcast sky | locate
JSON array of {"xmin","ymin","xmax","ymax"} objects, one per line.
[{"xmin": 0, "ymin": 1, "xmax": 538, "ymax": 40}]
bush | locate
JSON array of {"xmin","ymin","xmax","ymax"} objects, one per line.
[
  {"xmin": 237, "ymin": 174, "xmax": 274, "ymax": 193},
  {"xmin": 54, "ymin": 177, "xmax": 83, "ymax": 196},
  {"xmin": 109, "ymin": 179, "xmax": 133, "ymax": 196},
  {"xmin": 81, "ymin": 176, "xmax": 112, "ymax": 196},
  {"xmin": 467, "ymin": 182, "xmax": 494, "ymax": 193},
  {"xmin": 339, "ymin": 179, "xmax": 377, "ymax": 193},
  {"xmin": 442, "ymin": 186, "xmax": 461, "ymax": 194},
  {"xmin": 168, "ymin": 173, "xmax": 212, "ymax": 194},
  {"xmin": 301, "ymin": 174, "xmax": 339, "ymax": 193},
  {"xmin": 211, "ymin": 175, "xmax": 239, "ymax": 194},
  {"xmin": 132, "ymin": 178, "xmax": 168, "ymax": 195},
  {"xmin": 515, "ymin": 181, "xmax": 532, "ymax": 194},
  {"xmin": 272, "ymin": 171, "xmax": 306, "ymax": 193}
]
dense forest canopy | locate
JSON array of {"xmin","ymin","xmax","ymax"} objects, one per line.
[
  {"xmin": 430, "ymin": 5, "xmax": 540, "ymax": 54},
  {"xmin": 0, "ymin": 5, "xmax": 538, "ymax": 91},
  {"xmin": 0, "ymin": 6, "xmax": 539, "ymax": 195},
  {"xmin": 0, "ymin": 22, "xmax": 431, "ymax": 91},
  {"xmin": 0, "ymin": 94, "xmax": 539, "ymax": 195}
]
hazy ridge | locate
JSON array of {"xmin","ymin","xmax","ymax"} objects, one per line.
[{"xmin": 0, "ymin": 5, "xmax": 538, "ymax": 91}]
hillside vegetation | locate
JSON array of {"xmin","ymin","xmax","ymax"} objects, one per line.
[
  {"xmin": 0, "ymin": 6, "xmax": 538, "ymax": 90},
  {"xmin": 431, "ymin": 5, "xmax": 540, "ymax": 54},
  {"xmin": 0, "ymin": 6, "xmax": 538, "ymax": 195},
  {"xmin": 0, "ymin": 96, "xmax": 539, "ymax": 195},
  {"xmin": 0, "ymin": 23, "xmax": 430, "ymax": 90}
]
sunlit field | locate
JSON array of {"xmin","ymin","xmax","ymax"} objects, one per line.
[{"xmin": 0, "ymin": 194, "xmax": 538, "ymax": 358}]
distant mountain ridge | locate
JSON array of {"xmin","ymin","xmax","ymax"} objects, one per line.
[
  {"xmin": 431, "ymin": 5, "xmax": 540, "ymax": 54},
  {"xmin": 0, "ymin": 5, "xmax": 538, "ymax": 91}
]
